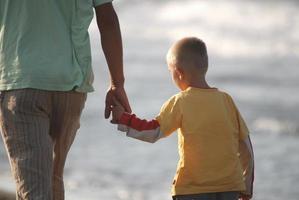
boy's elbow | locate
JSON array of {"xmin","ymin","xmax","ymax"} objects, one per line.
[
  {"xmin": 135, "ymin": 136, "xmax": 160, "ymax": 144},
  {"xmin": 147, "ymin": 131, "xmax": 165, "ymax": 143},
  {"xmin": 147, "ymin": 138, "xmax": 159, "ymax": 144},
  {"xmin": 127, "ymin": 133, "xmax": 161, "ymax": 144}
]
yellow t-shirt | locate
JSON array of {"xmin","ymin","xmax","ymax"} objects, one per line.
[{"xmin": 156, "ymin": 87, "xmax": 249, "ymax": 196}]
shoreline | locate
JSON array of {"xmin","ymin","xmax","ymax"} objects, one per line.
[{"xmin": 0, "ymin": 190, "xmax": 14, "ymax": 200}]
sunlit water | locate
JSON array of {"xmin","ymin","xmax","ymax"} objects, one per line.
[{"xmin": 1, "ymin": 1, "xmax": 298, "ymax": 200}]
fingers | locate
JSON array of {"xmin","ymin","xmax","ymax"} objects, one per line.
[
  {"xmin": 123, "ymin": 97, "xmax": 132, "ymax": 113},
  {"xmin": 105, "ymin": 105, "xmax": 111, "ymax": 119},
  {"xmin": 118, "ymin": 92, "xmax": 131, "ymax": 113},
  {"xmin": 105, "ymin": 91, "xmax": 113, "ymax": 119},
  {"xmin": 110, "ymin": 102, "xmax": 124, "ymax": 124}
]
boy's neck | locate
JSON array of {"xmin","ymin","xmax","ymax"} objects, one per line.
[{"xmin": 187, "ymin": 77, "xmax": 212, "ymax": 89}]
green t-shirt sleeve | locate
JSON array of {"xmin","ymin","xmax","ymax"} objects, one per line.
[
  {"xmin": 155, "ymin": 95, "xmax": 182, "ymax": 137},
  {"xmin": 93, "ymin": 0, "xmax": 113, "ymax": 7}
]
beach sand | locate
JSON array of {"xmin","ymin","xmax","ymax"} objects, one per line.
[{"xmin": 0, "ymin": 190, "xmax": 14, "ymax": 200}]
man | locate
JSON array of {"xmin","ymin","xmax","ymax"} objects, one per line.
[{"xmin": 0, "ymin": 0, "xmax": 131, "ymax": 199}]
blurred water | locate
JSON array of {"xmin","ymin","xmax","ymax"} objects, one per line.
[{"xmin": 1, "ymin": 0, "xmax": 299, "ymax": 200}]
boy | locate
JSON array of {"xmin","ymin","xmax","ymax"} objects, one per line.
[{"xmin": 111, "ymin": 37, "xmax": 254, "ymax": 200}]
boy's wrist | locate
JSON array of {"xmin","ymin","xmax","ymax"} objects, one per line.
[{"xmin": 118, "ymin": 112, "xmax": 133, "ymax": 125}]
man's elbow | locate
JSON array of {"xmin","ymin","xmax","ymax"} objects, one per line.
[{"xmin": 95, "ymin": 3, "xmax": 119, "ymax": 31}]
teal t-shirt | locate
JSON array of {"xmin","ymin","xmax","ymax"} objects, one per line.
[{"xmin": 0, "ymin": 0, "xmax": 112, "ymax": 92}]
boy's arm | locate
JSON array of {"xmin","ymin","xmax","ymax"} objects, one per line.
[
  {"xmin": 239, "ymin": 135, "xmax": 254, "ymax": 199},
  {"xmin": 117, "ymin": 113, "xmax": 164, "ymax": 143},
  {"xmin": 112, "ymin": 94, "xmax": 181, "ymax": 143}
]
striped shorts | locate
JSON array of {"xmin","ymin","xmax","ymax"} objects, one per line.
[{"xmin": 0, "ymin": 89, "xmax": 87, "ymax": 200}]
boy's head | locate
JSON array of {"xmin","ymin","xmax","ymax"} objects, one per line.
[{"xmin": 166, "ymin": 37, "xmax": 209, "ymax": 90}]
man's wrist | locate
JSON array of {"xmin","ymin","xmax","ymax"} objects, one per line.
[{"xmin": 110, "ymin": 78, "xmax": 125, "ymax": 88}]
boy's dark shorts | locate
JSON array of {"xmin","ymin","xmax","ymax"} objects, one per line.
[{"xmin": 172, "ymin": 191, "xmax": 239, "ymax": 200}]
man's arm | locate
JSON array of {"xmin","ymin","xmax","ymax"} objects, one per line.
[
  {"xmin": 239, "ymin": 135, "xmax": 254, "ymax": 199},
  {"xmin": 95, "ymin": 3, "xmax": 131, "ymax": 119}
]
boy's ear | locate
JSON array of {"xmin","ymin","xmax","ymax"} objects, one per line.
[{"xmin": 175, "ymin": 67, "xmax": 184, "ymax": 80}]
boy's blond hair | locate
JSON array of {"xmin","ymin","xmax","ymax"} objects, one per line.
[{"xmin": 167, "ymin": 37, "xmax": 209, "ymax": 74}]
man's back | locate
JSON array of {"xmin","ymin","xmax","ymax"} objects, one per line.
[{"xmin": 0, "ymin": 0, "xmax": 96, "ymax": 92}]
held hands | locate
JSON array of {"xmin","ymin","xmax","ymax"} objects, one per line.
[
  {"xmin": 105, "ymin": 86, "xmax": 131, "ymax": 122},
  {"xmin": 111, "ymin": 97, "xmax": 125, "ymax": 124}
]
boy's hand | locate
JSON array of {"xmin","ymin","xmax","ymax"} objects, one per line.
[{"xmin": 111, "ymin": 97, "xmax": 125, "ymax": 124}]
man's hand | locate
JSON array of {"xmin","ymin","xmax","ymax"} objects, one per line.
[
  {"xmin": 105, "ymin": 86, "xmax": 131, "ymax": 120},
  {"xmin": 111, "ymin": 96, "xmax": 125, "ymax": 124}
]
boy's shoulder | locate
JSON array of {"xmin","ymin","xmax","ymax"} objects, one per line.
[
  {"xmin": 164, "ymin": 92, "xmax": 183, "ymax": 105},
  {"xmin": 168, "ymin": 89, "xmax": 192, "ymax": 103},
  {"xmin": 167, "ymin": 88, "xmax": 236, "ymax": 106},
  {"xmin": 180, "ymin": 88, "xmax": 238, "ymax": 107},
  {"xmin": 216, "ymin": 89, "xmax": 234, "ymax": 99},
  {"xmin": 179, "ymin": 87, "xmax": 233, "ymax": 98}
]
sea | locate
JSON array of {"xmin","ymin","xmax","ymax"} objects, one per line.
[{"xmin": 0, "ymin": 0, "xmax": 298, "ymax": 199}]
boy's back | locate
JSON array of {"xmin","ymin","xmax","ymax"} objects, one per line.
[{"xmin": 157, "ymin": 87, "xmax": 248, "ymax": 195}]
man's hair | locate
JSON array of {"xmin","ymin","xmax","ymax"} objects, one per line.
[{"xmin": 167, "ymin": 37, "xmax": 208, "ymax": 73}]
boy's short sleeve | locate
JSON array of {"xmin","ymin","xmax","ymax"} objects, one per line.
[
  {"xmin": 93, "ymin": 0, "xmax": 113, "ymax": 7},
  {"xmin": 226, "ymin": 93, "xmax": 249, "ymax": 140},
  {"xmin": 156, "ymin": 95, "xmax": 182, "ymax": 137},
  {"xmin": 236, "ymin": 109, "xmax": 250, "ymax": 140}
]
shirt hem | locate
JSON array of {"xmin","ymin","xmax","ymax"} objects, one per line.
[
  {"xmin": 171, "ymin": 185, "xmax": 245, "ymax": 196},
  {"xmin": 0, "ymin": 82, "xmax": 94, "ymax": 93}
]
